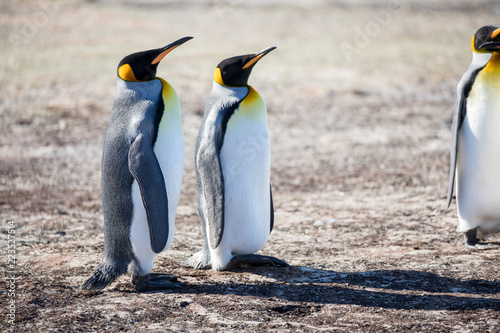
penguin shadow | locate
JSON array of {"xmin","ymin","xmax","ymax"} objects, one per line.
[{"xmin": 178, "ymin": 266, "xmax": 500, "ymax": 311}]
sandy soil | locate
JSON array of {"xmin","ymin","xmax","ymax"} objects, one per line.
[{"xmin": 1, "ymin": 0, "xmax": 500, "ymax": 331}]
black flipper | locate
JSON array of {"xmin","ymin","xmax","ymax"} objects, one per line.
[
  {"xmin": 270, "ymin": 185, "xmax": 274, "ymax": 232},
  {"xmin": 447, "ymin": 65, "xmax": 485, "ymax": 208},
  {"xmin": 447, "ymin": 93, "xmax": 467, "ymax": 209},
  {"xmin": 196, "ymin": 99, "xmax": 241, "ymax": 250},
  {"xmin": 128, "ymin": 132, "xmax": 169, "ymax": 253},
  {"xmin": 196, "ymin": 129, "xmax": 225, "ymax": 250}
]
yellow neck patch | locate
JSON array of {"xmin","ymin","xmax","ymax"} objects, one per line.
[
  {"xmin": 157, "ymin": 77, "xmax": 181, "ymax": 119},
  {"xmin": 157, "ymin": 77, "xmax": 175, "ymax": 101},
  {"xmin": 238, "ymin": 86, "xmax": 266, "ymax": 122},
  {"xmin": 474, "ymin": 53, "xmax": 500, "ymax": 89},
  {"xmin": 118, "ymin": 64, "xmax": 139, "ymax": 82},
  {"xmin": 483, "ymin": 53, "xmax": 500, "ymax": 81}
]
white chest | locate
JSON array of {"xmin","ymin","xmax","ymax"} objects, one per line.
[
  {"xmin": 217, "ymin": 108, "xmax": 271, "ymax": 255},
  {"xmin": 458, "ymin": 73, "xmax": 500, "ymax": 215}
]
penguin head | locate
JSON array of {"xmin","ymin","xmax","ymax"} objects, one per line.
[
  {"xmin": 117, "ymin": 36, "xmax": 193, "ymax": 82},
  {"xmin": 471, "ymin": 25, "xmax": 500, "ymax": 53},
  {"xmin": 213, "ymin": 46, "xmax": 276, "ymax": 87}
]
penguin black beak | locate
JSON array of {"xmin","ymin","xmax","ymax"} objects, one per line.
[
  {"xmin": 242, "ymin": 46, "xmax": 277, "ymax": 69},
  {"xmin": 478, "ymin": 42, "xmax": 500, "ymax": 51},
  {"xmin": 151, "ymin": 36, "xmax": 194, "ymax": 65}
]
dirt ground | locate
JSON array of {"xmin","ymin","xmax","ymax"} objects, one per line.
[{"xmin": 2, "ymin": 0, "xmax": 500, "ymax": 331}]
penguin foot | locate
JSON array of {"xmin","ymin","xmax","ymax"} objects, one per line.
[
  {"xmin": 227, "ymin": 254, "xmax": 289, "ymax": 269},
  {"xmin": 465, "ymin": 242, "xmax": 490, "ymax": 250},
  {"xmin": 464, "ymin": 228, "xmax": 490, "ymax": 250},
  {"xmin": 132, "ymin": 273, "xmax": 183, "ymax": 292},
  {"xmin": 465, "ymin": 239, "xmax": 490, "ymax": 250}
]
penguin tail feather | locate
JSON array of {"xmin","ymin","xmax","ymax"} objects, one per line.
[
  {"xmin": 183, "ymin": 250, "xmax": 212, "ymax": 270},
  {"xmin": 81, "ymin": 261, "xmax": 126, "ymax": 291}
]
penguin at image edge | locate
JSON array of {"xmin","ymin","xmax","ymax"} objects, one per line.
[
  {"xmin": 81, "ymin": 36, "xmax": 192, "ymax": 291},
  {"xmin": 447, "ymin": 25, "xmax": 500, "ymax": 249},
  {"xmin": 185, "ymin": 46, "xmax": 289, "ymax": 271}
]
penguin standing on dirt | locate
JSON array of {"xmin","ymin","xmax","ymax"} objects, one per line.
[
  {"xmin": 81, "ymin": 36, "xmax": 192, "ymax": 291},
  {"xmin": 186, "ymin": 47, "xmax": 288, "ymax": 271},
  {"xmin": 447, "ymin": 25, "xmax": 500, "ymax": 249}
]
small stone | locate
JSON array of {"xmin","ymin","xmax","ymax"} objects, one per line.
[
  {"xmin": 328, "ymin": 219, "xmax": 339, "ymax": 224},
  {"xmin": 313, "ymin": 220, "xmax": 324, "ymax": 227}
]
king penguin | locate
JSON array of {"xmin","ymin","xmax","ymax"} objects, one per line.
[
  {"xmin": 447, "ymin": 25, "xmax": 500, "ymax": 249},
  {"xmin": 186, "ymin": 47, "xmax": 288, "ymax": 271},
  {"xmin": 81, "ymin": 36, "xmax": 192, "ymax": 291}
]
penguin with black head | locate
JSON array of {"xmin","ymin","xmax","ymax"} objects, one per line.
[
  {"xmin": 448, "ymin": 25, "xmax": 500, "ymax": 249},
  {"xmin": 187, "ymin": 47, "xmax": 288, "ymax": 271},
  {"xmin": 82, "ymin": 36, "xmax": 192, "ymax": 291}
]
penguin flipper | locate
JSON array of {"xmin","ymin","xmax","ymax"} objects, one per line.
[
  {"xmin": 447, "ymin": 92, "xmax": 467, "ymax": 209},
  {"xmin": 269, "ymin": 184, "xmax": 274, "ymax": 232},
  {"xmin": 447, "ymin": 62, "xmax": 487, "ymax": 209},
  {"xmin": 196, "ymin": 133, "xmax": 225, "ymax": 250},
  {"xmin": 196, "ymin": 95, "xmax": 242, "ymax": 250},
  {"xmin": 128, "ymin": 132, "xmax": 169, "ymax": 253}
]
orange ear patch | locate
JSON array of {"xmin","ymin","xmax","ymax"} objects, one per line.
[
  {"xmin": 118, "ymin": 64, "xmax": 138, "ymax": 81},
  {"xmin": 213, "ymin": 67, "xmax": 226, "ymax": 86}
]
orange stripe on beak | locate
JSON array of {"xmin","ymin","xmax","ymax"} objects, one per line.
[
  {"xmin": 151, "ymin": 46, "xmax": 177, "ymax": 65},
  {"xmin": 490, "ymin": 27, "xmax": 500, "ymax": 39},
  {"xmin": 242, "ymin": 53, "xmax": 265, "ymax": 69}
]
